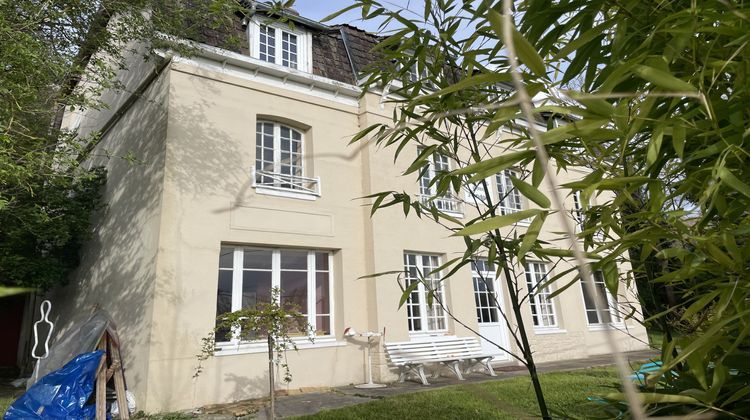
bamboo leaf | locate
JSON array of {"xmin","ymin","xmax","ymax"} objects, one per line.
[
  {"xmin": 511, "ymin": 176, "xmax": 550, "ymax": 208},
  {"xmin": 454, "ymin": 209, "xmax": 542, "ymax": 236},
  {"xmin": 398, "ymin": 280, "xmax": 421, "ymax": 308},
  {"xmin": 358, "ymin": 270, "xmax": 403, "ymax": 280},
  {"xmin": 518, "ymin": 212, "xmax": 546, "ymax": 261},
  {"xmin": 0, "ymin": 287, "xmax": 35, "ymax": 298},
  {"xmin": 646, "ymin": 126, "xmax": 664, "ymax": 165},
  {"xmin": 417, "ymin": 73, "xmax": 512, "ymax": 101},
  {"xmin": 320, "ymin": 4, "xmax": 361, "ymax": 22},
  {"xmin": 487, "ymin": 9, "xmax": 546, "ymax": 78},
  {"xmin": 349, "ymin": 123, "xmax": 383, "ymax": 144},
  {"xmin": 718, "ymin": 167, "xmax": 750, "ymax": 198},
  {"xmin": 672, "ymin": 124, "xmax": 686, "ymax": 158},
  {"xmin": 632, "ymin": 65, "xmax": 698, "ymax": 92},
  {"xmin": 531, "ymin": 157, "xmax": 544, "ymax": 187},
  {"xmin": 455, "ymin": 150, "xmax": 534, "ymax": 177}
]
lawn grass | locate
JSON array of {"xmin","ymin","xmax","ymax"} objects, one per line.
[{"xmin": 297, "ymin": 368, "xmax": 622, "ymax": 419}]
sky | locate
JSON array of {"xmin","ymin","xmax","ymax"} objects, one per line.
[{"xmin": 290, "ymin": 0, "xmax": 421, "ymax": 33}]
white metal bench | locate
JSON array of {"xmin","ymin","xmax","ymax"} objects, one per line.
[{"xmin": 384, "ymin": 336, "xmax": 496, "ymax": 385}]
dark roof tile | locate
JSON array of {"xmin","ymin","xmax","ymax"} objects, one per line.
[{"xmin": 190, "ymin": 13, "xmax": 384, "ymax": 85}]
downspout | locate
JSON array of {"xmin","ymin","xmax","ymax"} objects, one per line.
[{"xmin": 339, "ymin": 28, "xmax": 359, "ymax": 85}]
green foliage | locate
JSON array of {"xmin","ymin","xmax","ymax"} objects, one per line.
[
  {"xmin": 0, "ymin": 166, "xmax": 106, "ymax": 289},
  {"xmin": 515, "ymin": 1, "xmax": 750, "ymax": 416},
  {"xmin": 344, "ymin": 0, "xmax": 748, "ymax": 417},
  {"xmin": 0, "ymin": 0, "xmax": 245, "ymax": 289},
  {"xmin": 196, "ymin": 288, "xmax": 313, "ymax": 384}
]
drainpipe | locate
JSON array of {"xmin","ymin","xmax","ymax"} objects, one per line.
[{"xmin": 339, "ymin": 28, "xmax": 359, "ymax": 85}]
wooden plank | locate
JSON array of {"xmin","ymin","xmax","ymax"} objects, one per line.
[
  {"xmin": 110, "ymin": 336, "xmax": 130, "ymax": 419},
  {"xmin": 95, "ymin": 335, "xmax": 108, "ymax": 420}
]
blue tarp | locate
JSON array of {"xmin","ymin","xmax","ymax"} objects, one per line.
[{"xmin": 4, "ymin": 351, "xmax": 104, "ymax": 420}]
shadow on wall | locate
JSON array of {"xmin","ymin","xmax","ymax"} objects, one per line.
[
  {"xmin": 167, "ymin": 71, "xmax": 252, "ymax": 213},
  {"xmin": 48, "ymin": 65, "xmax": 172, "ymax": 407},
  {"xmin": 146, "ymin": 71, "xmax": 274, "ymax": 409}
]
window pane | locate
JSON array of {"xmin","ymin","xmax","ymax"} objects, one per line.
[
  {"xmin": 243, "ymin": 249, "xmax": 272, "ymax": 270},
  {"xmin": 281, "ymin": 271, "xmax": 308, "ymax": 313},
  {"xmin": 315, "ymin": 315, "xmax": 330, "ymax": 335},
  {"xmin": 281, "ymin": 250, "xmax": 308, "ymax": 270},
  {"xmin": 581, "ymin": 281, "xmax": 596, "ymax": 311},
  {"xmin": 315, "ymin": 252, "xmax": 329, "ymax": 271},
  {"xmin": 216, "ymin": 270, "xmax": 233, "ymax": 314},
  {"xmin": 281, "ymin": 31, "xmax": 298, "ymax": 68},
  {"xmin": 316, "ymin": 272, "xmax": 329, "ymax": 314},
  {"xmin": 242, "ymin": 271, "xmax": 272, "ymax": 309},
  {"xmin": 215, "ymin": 270, "xmax": 233, "ymax": 341},
  {"xmin": 219, "ymin": 247, "xmax": 234, "ymax": 269},
  {"xmin": 259, "ymin": 25, "xmax": 275, "ymax": 63}
]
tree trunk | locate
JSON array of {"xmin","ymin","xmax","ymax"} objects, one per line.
[
  {"xmin": 267, "ymin": 335, "xmax": 275, "ymax": 419},
  {"xmin": 498, "ymin": 247, "xmax": 551, "ymax": 420}
]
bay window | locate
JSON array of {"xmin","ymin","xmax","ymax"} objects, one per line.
[
  {"xmin": 404, "ymin": 253, "xmax": 448, "ymax": 333},
  {"xmin": 215, "ymin": 246, "xmax": 332, "ymax": 344}
]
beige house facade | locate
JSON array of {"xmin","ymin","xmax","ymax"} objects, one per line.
[{"xmin": 53, "ymin": 7, "xmax": 649, "ymax": 413}]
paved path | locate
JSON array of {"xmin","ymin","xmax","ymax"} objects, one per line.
[{"xmin": 246, "ymin": 349, "xmax": 657, "ymax": 419}]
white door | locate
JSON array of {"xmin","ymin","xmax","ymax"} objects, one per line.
[{"xmin": 472, "ymin": 260, "xmax": 510, "ymax": 360}]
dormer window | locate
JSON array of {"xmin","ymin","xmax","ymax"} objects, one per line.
[{"xmin": 250, "ymin": 20, "xmax": 310, "ymax": 72}]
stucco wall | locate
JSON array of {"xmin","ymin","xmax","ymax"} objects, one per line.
[
  {"xmin": 138, "ymin": 57, "xmax": 648, "ymax": 413},
  {"xmin": 56, "ymin": 46, "xmax": 649, "ymax": 413},
  {"xmin": 142, "ymin": 63, "xmax": 371, "ymax": 411},
  {"xmin": 51, "ymin": 57, "xmax": 170, "ymax": 409}
]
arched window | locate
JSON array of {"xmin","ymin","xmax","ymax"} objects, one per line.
[{"xmin": 254, "ymin": 121, "xmax": 319, "ymax": 197}]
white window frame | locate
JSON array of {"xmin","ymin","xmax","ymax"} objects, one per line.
[
  {"xmin": 404, "ymin": 252, "xmax": 449, "ymax": 335},
  {"xmin": 253, "ymin": 121, "xmax": 320, "ymax": 200},
  {"xmin": 496, "ymin": 169, "xmax": 523, "ymax": 215},
  {"xmin": 524, "ymin": 261, "xmax": 559, "ymax": 330},
  {"xmin": 572, "ymin": 190, "xmax": 585, "ymax": 233},
  {"xmin": 472, "ymin": 259, "xmax": 500, "ymax": 324},
  {"xmin": 248, "ymin": 19, "xmax": 312, "ymax": 72},
  {"xmin": 417, "ymin": 147, "xmax": 463, "ymax": 216},
  {"xmin": 580, "ymin": 270, "xmax": 623, "ymax": 329},
  {"xmin": 464, "ymin": 177, "xmax": 493, "ymax": 206},
  {"xmin": 215, "ymin": 246, "xmax": 334, "ymax": 347}
]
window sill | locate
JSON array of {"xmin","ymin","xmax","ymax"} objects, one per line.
[
  {"xmin": 214, "ymin": 336, "xmax": 343, "ymax": 356},
  {"xmin": 442, "ymin": 210, "xmax": 464, "ymax": 219},
  {"xmin": 499, "ymin": 209, "xmax": 532, "ymax": 226},
  {"xmin": 408, "ymin": 331, "xmax": 449, "ymax": 340},
  {"xmin": 254, "ymin": 186, "xmax": 319, "ymax": 201},
  {"xmin": 588, "ymin": 323, "xmax": 625, "ymax": 331},
  {"xmin": 533, "ymin": 328, "xmax": 567, "ymax": 335}
]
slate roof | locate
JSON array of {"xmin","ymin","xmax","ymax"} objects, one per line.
[{"xmin": 188, "ymin": 9, "xmax": 382, "ymax": 86}]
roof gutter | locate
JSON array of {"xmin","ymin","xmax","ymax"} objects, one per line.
[{"xmin": 77, "ymin": 55, "xmax": 172, "ymax": 163}]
